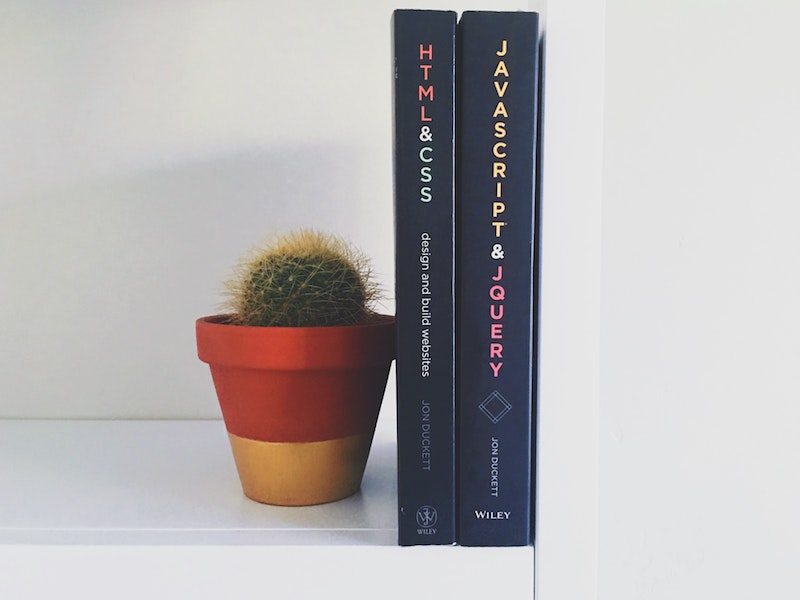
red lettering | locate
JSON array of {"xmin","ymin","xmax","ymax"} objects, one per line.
[{"xmin": 492, "ymin": 266, "xmax": 503, "ymax": 281}]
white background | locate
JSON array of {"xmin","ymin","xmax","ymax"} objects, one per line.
[
  {"xmin": 1, "ymin": 0, "xmax": 423, "ymax": 419},
  {"xmin": 602, "ymin": 1, "xmax": 800, "ymax": 598},
  {"xmin": 2, "ymin": 0, "xmax": 798, "ymax": 598}
]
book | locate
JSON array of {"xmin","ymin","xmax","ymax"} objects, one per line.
[
  {"xmin": 392, "ymin": 9, "xmax": 457, "ymax": 546},
  {"xmin": 456, "ymin": 10, "xmax": 540, "ymax": 547}
]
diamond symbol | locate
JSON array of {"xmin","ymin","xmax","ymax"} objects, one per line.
[{"xmin": 479, "ymin": 391, "xmax": 512, "ymax": 424}]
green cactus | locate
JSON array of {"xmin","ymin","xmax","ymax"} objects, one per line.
[{"xmin": 225, "ymin": 230, "xmax": 379, "ymax": 327}]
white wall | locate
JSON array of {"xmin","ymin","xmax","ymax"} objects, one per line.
[
  {"xmin": 0, "ymin": 0, "xmax": 533, "ymax": 419},
  {"xmin": 602, "ymin": 1, "xmax": 800, "ymax": 598},
  {"xmin": 535, "ymin": 1, "xmax": 603, "ymax": 599}
]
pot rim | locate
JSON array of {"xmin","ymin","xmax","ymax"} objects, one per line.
[
  {"xmin": 199, "ymin": 312, "xmax": 394, "ymax": 332},
  {"xmin": 196, "ymin": 313, "xmax": 396, "ymax": 370}
]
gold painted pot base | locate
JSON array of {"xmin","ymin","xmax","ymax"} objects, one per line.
[{"xmin": 228, "ymin": 432, "xmax": 374, "ymax": 506}]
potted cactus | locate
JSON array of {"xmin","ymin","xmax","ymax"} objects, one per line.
[{"xmin": 196, "ymin": 230, "xmax": 395, "ymax": 506}]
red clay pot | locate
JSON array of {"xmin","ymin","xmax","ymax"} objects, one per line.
[{"xmin": 196, "ymin": 314, "xmax": 395, "ymax": 506}]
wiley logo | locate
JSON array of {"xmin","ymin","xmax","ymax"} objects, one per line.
[{"xmin": 416, "ymin": 505, "xmax": 438, "ymax": 535}]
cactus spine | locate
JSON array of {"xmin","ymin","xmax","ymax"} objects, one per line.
[{"xmin": 225, "ymin": 230, "xmax": 379, "ymax": 327}]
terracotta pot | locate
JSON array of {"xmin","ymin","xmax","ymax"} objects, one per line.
[{"xmin": 196, "ymin": 314, "xmax": 396, "ymax": 506}]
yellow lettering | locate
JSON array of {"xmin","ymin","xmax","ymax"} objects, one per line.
[{"xmin": 494, "ymin": 60, "xmax": 509, "ymax": 77}]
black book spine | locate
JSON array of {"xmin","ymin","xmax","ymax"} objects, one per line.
[
  {"xmin": 456, "ymin": 10, "xmax": 540, "ymax": 547},
  {"xmin": 392, "ymin": 9, "xmax": 457, "ymax": 546}
]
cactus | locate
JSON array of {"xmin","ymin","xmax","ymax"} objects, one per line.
[{"xmin": 224, "ymin": 230, "xmax": 379, "ymax": 327}]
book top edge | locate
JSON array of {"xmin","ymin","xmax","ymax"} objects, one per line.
[{"xmin": 392, "ymin": 9, "xmax": 457, "ymax": 16}]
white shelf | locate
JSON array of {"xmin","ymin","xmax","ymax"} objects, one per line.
[
  {"xmin": 0, "ymin": 419, "xmax": 533, "ymax": 598},
  {"xmin": 0, "ymin": 419, "xmax": 397, "ymax": 546}
]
